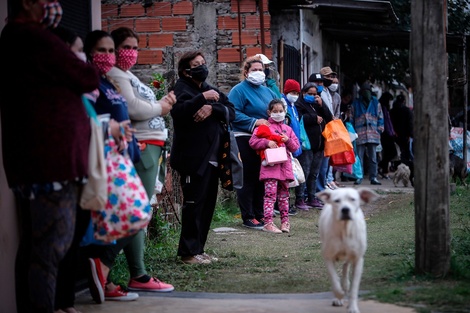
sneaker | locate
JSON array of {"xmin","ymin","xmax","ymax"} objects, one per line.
[
  {"xmin": 370, "ymin": 178, "xmax": 382, "ymax": 185},
  {"xmin": 288, "ymin": 208, "xmax": 298, "ymax": 216},
  {"xmin": 295, "ymin": 199, "xmax": 310, "ymax": 211},
  {"xmin": 258, "ymin": 217, "xmax": 265, "ymax": 226},
  {"xmin": 181, "ymin": 254, "xmax": 211, "ymax": 264},
  {"xmin": 105, "ymin": 286, "xmax": 139, "ymax": 301},
  {"xmin": 128, "ymin": 276, "xmax": 174, "ymax": 292},
  {"xmin": 273, "ymin": 209, "xmax": 280, "ymax": 215},
  {"xmin": 281, "ymin": 222, "xmax": 290, "ymax": 233},
  {"xmin": 354, "ymin": 178, "xmax": 363, "ymax": 185},
  {"xmin": 263, "ymin": 222, "xmax": 282, "ymax": 233},
  {"xmin": 306, "ymin": 198, "xmax": 324, "ymax": 208},
  {"xmin": 201, "ymin": 252, "xmax": 219, "ymax": 262},
  {"xmin": 88, "ymin": 258, "xmax": 105, "ymax": 304},
  {"xmin": 242, "ymin": 219, "xmax": 264, "ymax": 230}
]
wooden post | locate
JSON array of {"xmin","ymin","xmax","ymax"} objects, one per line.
[{"xmin": 411, "ymin": 0, "xmax": 451, "ymax": 276}]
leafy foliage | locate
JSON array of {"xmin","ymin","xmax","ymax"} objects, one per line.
[
  {"xmin": 148, "ymin": 72, "xmax": 166, "ymax": 101},
  {"xmin": 341, "ymin": 0, "xmax": 470, "ymax": 88}
]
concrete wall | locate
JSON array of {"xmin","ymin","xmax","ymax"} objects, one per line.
[{"xmin": 0, "ymin": 4, "xmax": 19, "ymax": 313}]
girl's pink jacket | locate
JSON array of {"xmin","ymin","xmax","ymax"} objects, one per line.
[{"xmin": 249, "ymin": 117, "xmax": 300, "ymax": 182}]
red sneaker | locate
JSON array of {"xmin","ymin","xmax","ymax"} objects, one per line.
[
  {"xmin": 128, "ymin": 276, "xmax": 174, "ymax": 292},
  {"xmin": 88, "ymin": 258, "xmax": 105, "ymax": 304},
  {"xmin": 105, "ymin": 286, "xmax": 139, "ymax": 301}
]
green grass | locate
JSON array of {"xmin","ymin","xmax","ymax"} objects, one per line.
[{"xmin": 110, "ymin": 187, "xmax": 470, "ymax": 313}]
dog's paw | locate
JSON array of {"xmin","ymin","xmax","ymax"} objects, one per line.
[
  {"xmin": 332, "ymin": 299, "xmax": 344, "ymax": 307},
  {"xmin": 347, "ymin": 306, "xmax": 360, "ymax": 313}
]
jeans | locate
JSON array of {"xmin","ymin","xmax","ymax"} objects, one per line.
[
  {"xmin": 356, "ymin": 143, "xmax": 379, "ymax": 181},
  {"xmin": 295, "ymin": 149, "xmax": 323, "ymax": 202}
]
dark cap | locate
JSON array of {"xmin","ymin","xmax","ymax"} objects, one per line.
[
  {"xmin": 308, "ymin": 73, "xmax": 324, "ymax": 82},
  {"xmin": 360, "ymin": 82, "xmax": 372, "ymax": 91}
]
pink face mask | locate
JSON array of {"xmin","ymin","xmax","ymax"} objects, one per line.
[
  {"xmin": 116, "ymin": 49, "xmax": 138, "ymax": 72},
  {"xmin": 41, "ymin": 1, "xmax": 63, "ymax": 28},
  {"xmin": 93, "ymin": 53, "xmax": 116, "ymax": 75}
]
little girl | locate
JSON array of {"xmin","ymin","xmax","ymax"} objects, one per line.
[{"xmin": 249, "ymin": 99, "xmax": 300, "ymax": 233}]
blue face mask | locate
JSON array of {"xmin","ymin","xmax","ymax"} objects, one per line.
[
  {"xmin": 304, "ymin": 95, "xmax": 315, "ymax": 104},
  {"xmin": 316, "ymin": 85, "xmax": 324, "ymax": 93}
]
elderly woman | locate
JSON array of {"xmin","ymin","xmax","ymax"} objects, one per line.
[
  {"xmin": 171, "ymin": 51, "xmax": 235, "ymax": 264},
  {"xmin": 228, "ymin": 55, "xmax": 278, "ymax": 229}
]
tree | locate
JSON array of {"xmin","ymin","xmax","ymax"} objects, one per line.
[{"xmin": 411, "ymin": 0, "xmax": 451, "ymax": 277}]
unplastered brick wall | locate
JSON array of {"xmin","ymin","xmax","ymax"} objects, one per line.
[{"xmin": 101, "ymin": 0, "xmax": 272, "ymax": 93}]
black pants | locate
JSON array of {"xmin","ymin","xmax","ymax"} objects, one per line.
[
  {"xmin": 379, "ymin": 133, "xmax": 397, "ymax": 174},
  {"xmin": 55, "ymin": 207, "xmax": 90, "ymax": 310},
  {"xmin": 235, "ymin": 136, "xmax": 264, "ymax": 222},
  {"xmin": 177, "ymin": 163, "xmax": 219, "ymax": 257}
]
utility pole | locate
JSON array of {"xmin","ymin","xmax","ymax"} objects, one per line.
[{"xmin": 411, "ymin": 0, "xmax": 451, "ymax": 276}]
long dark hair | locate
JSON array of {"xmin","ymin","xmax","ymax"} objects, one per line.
[
  {"xmin": 84, "ymin": 30, "xmax": 112, "ymax": 61},
  {"xmin": 111, "ymin": 27, "xmax": 139, "ymax": 48}
]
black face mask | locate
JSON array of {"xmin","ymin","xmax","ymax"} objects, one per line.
[
  {"xmin": 188, "ymin": 64, "xmax": 209, "ymax": 82},
  {"xmin": 323, "ymin": 78, "xmax": 333, "ymax": 87}
]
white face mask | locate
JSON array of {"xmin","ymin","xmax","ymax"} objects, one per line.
[
  {"xmin": 328, "ymin": 83, "xmax": 339, "ymax": 92},
  {"xmin": 286, "ymin": 94, "xmax": 299, "ymax": 104},
  {"xmin": 271, "ymin": 112, "xmax": 286, "ymax": 122},
  {"xmin": 246, "ymin": 71, "xmax": 266, "ymax": 85},
  {"xmin": 75, "ymin": 51, "xmax": 87, "ymax": 62}
]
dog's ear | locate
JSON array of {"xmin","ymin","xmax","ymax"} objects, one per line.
[
  {"xmin": 316, "ymin": 190, "xmax": 332, "ymax": 203},
  {"xmin": 357, "ymin": 187, "xmax": 380, "ymax": 204}
]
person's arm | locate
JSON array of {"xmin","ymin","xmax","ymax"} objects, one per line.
[{"xmin": 108, "ymin": 69, "xmax": 163, "ymax": 120}]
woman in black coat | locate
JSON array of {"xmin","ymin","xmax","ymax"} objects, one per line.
[
  {"xmin": 294, "ymin": 82, "xmax": 333, "ymax": 209},
  {"xmin": 171, "ymin": 51, "xmax": 235, "ymax": 264}
]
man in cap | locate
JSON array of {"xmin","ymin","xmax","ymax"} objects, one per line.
[{"xmin": 350, "ymin": 81, "xmax": 384, "ymax": 185}]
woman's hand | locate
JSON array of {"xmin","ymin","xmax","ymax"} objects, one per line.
[
  {"xmin": 194, "ymin": 104, "xmax": 213, "ymax": 122},
  {"xmin": 255, "ymin": 119, "xmax": 269, "ymax": 127},
  {"xmin": 280, "ymin": 134, "xmax": 289, "ymax": 142},
  {"xmin": 160, "ymin": 91, "xmax": 176, "ymax": 116},
  {"xmin": 315, "ymin": 95, "xmax": 322, "ymax": 106},
  {"xmin": 202, "ymin": 90, "xmax": 220, "ymax": 102},
  {"xmin": 119, "ymin": 120, "xmax": 135, "ymax": 142},
  {"xmin": 316, "ymin": 115, "xmax": 323, "ymax": 124}
]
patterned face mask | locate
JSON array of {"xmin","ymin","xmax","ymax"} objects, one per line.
[
  {"xmin": 93, "ymin": 53, "xmax": 116, "ymax": 75},
  {"xmin": 41, "ymin": 1, "xmax": 63, "ymax": 28},
  {"xmin": 116, "ymin": 49, "xmax": 138, "ymax": 72}
]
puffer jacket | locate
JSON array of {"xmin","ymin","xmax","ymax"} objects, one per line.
[{"xmin": 249, "ymin": 118, "xmax": 300, "ymax": 181}]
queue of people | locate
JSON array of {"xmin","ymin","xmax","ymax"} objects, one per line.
[{"xmin": 1, "ymin": 2, "xmax": 414, "ymax": 311}]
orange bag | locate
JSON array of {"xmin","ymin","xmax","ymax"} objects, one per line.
[{"xmin": 322, "ymin": 119, "xmax": 353, "ymax": 156}]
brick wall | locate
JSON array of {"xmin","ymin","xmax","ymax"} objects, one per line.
[{"xmin": 101, "ymin": 0, "xmax": 272, "ymax": 92}]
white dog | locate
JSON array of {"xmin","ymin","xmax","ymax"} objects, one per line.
[{"xmin": 317, "ymin": 187, "xmax": 379, "ymax": 313}]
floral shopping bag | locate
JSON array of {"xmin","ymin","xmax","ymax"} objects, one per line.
[{"xmin": 91, "ymin": 131, "xmax": 152, "ymax": 243}]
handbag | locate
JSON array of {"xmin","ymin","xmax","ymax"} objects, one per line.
[
  {"xmin": 322, "ymin": 119, "xmax": 353, "ymax": 156},
  {"xmin": 219, "ymin": 106, "xmax": 243, "ymax": 191},
  {"xmin": 90, "ymin": 130, "xmax": 152, "ymax": 243},
  {"xmin": 265, "ymin": 146, "xmax": 288, "ymax": 165},
  {"xmin": 299, "ymin": 116, "xmax": 311, "ymax": 150},
  {"xmin": 80, "ymin": 97, "xmax": 108, "ymax": 211},
  {"xmin": 288, "ymin": 156, "xmax": 305, "ymax": 188}
]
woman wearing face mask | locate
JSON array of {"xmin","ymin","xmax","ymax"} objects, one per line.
[
  {"xmin": 227, "ymin": 55, "xmax": 277, "ymax": 230},
  {"xmin": 101, "ymin": 27, "xmax": 176, "ymax": 293},
  {"xmin": 294, "ymin": 83, "xmax": 333, "ymax": 210},
  {"xmin": 1, "ymin": 1, "xmax": 100, "ymax": 312},
  {"xmin": 171, "ymin": 51, "xmax": 235, "ymax": 264},
  {"xmin": 82, "ymin": 30, "xmax": 142, "ymax": 303}
]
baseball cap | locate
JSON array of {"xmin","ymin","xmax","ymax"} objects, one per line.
[
  {"xmin": 308, "ymin": 73, "xmax": 324, "ymax": 82},
  {"xmin": 255, "ymin": 54, "xmax": 273, "ymax": 65}
]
